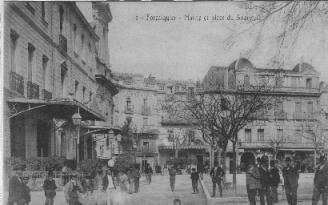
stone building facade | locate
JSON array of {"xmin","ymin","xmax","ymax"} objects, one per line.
[{"xmin": 3, "ymin": 2, "xmax": 117, "ymax": 167}]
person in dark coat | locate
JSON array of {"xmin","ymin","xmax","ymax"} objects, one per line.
[
  {"xmin": 210, "ymin": 163, "xmax": 225, "ymax": 197},
  {"xmin": 168, "ymin": 166, "xmax": 177, "ymax": 192},
  {"xmin": 258, "ymin": 156, "xmax": 272, "ymax": 205},
  {"xmin": 190, "ymin": 168, "xmax": 199, "ymax": 193},
  {"xmin": 282, "ymin": 157, "xmax": 299, "ymax": 205},
  {"xmin": 269, "ymin": 160, "xmax": 280, "ymax": 204},
  {"xmin": 246, "ymin": 157, "xmax": 261, "ymax": 205},
  {"xmin": 64, "ymin": 173, "xmax": 82, "ymax": 205},
  {"xmin": 8, "ymin": 165, "xmax": 25, "ymax": 205},
  {"xmin": 134, "ymin": 167, "xmax": 141, "ymax": 193},
  {"xmin": 144, "ymin": 164, "xmax": 153, "ymax": 184},
  {"xmin": 43, "ymin": 171, "xmax": 57, "ymax": 205},
  {"xmin": 21, "ymin": 176, "xmax": 31, "ymax": 205},
  {"xmin": 312, "ymin": 154, "xmax": 328, "ymax": 205}
]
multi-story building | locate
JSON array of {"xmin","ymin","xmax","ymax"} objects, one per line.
[
  {"xmin": 3, "ymin": 2, "xmax": 118, "ymax": 167},
  {"xmin": 112, "ymin": 73, "xmax": 207, "ymax": 171},
  {"xmin": 202, "ymin": 57, "xmax": 324, "ymax": 172}
]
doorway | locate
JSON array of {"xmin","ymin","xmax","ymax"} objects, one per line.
[{"xmin": 37, "ymin": 121, "xmax": 51, "ymax": 157}]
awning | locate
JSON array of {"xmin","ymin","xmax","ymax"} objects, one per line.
[
  {"xmin": 82, "ymin": 125, "xmax": 121, "ymax": 136},
  {"xmin": 7, "ymin": 98, "xmax": 105, "ymax": 121},
  {"xmin": 95, "ymin": 74, "xmax": 119, "ymax": 96},
  {"xmin": 135, "ymin": 129, "xmax": 160, "ymax": 135},
  {"xmin": 158, "ymin": 145, "xmax": 207, "ymax": 150}
]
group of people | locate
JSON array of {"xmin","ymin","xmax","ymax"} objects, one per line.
[{"xmin": 245, "ymin": 154, "xmax": 328, "ymax": 205}]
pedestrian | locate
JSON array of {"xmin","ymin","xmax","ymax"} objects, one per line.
[
  {"xmin": 168, "ymin": 165, "xmax": 177, "ymax": 192},
  {"xmin": 112, "ymin": 171, "xmax": 130, "ymax": 205},
  {"xmin": 258, "ymin": 156, "xmax": 272, "ymax": 205},
  {"xmin": 145, "ymin": 164, "xmax": 153, "ymax": 184},
  {"xmin": 21, "ymin": 175, "xmax": 31, "ymax": 205},
  {"xmin": 80, "ymin": 174, "xmax": 96, "ymax": 205},
  {"xmin": 43, "ymin": 171, "xmax": 57, "ymax": 205},
  {"xmin": 282, "ymin": 157, "xmax": 299, "ymax": 205},
  {"xmin": 173, "ymin": 198, "xmax": 181, "ymax": 205},
  {"xmin": 62, "ymin": 163, "xmax": 69, "ymax": 186},
  {"xmin": 106, "ymin": 169, "xmax": 116, "ymax": 205},
  {"xmin": 210, "ymin": 162, "xmax": 225, "ymax": 197},
  {"xmin": 190, "ymin": 168, "xmax": 199, "ymax": 193},
  {"xmin": 8, "ymin": 165, "xmax": 25, "ymax": 205},
  {"xmin": 246, "ymin": 157, "xmax": 261, "ymax": 205},
  {"xmin": 127, "ymin": 167, "xmax": 135, "ymax": 194},
  {"xmin": 269, "ymin": 160, "xmax": 280, "ymax": 204},
  {"xmin": 312, "ymin": 154, "xmax": 328, "ymax": 205},
  {"xmin": 63, "ymin": 173, "xmax": 82, "ymax": 205},
  {"xmin": 94, "ymin": 169, "xmax": 108, "ymax": 205},
  {"xmin": 134, "ymin": 166, "xmax": 141, "ymax": 193}
]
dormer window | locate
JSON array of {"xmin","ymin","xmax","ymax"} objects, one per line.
[
  {"xmin": 244, "ymin": 75, "xmax": 250, "ymax": 87},
  {"xmin": 306, "ymin": 78, "xmax": 312, "ymax": 88}
]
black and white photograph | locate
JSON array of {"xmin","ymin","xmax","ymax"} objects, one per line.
[{"xmin": 2, "ymin": 1, "xmax": 328, "ymax": 205}]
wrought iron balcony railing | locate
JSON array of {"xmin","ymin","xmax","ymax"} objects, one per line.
[
  {"xmin": 27, "ymin": 81, "xmax": 39, "ymax": 99},
  {"xmin": 10, "ymin": 71, "xmax": 24, "ymax": 96},
  {"xmin": 58, "ymin": 34, "xmax": 67, "ymax": 52},
  {"xmin": 136, "ymin": 146, "xmax": 157, "ymax": 153}
]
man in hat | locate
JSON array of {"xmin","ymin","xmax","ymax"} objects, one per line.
[
  {"xmin": 258, "ymin": 155, "xmax": 272, "ymax": 205},
  {"xmin": 210, "ymin": 162, "xmax": 225, "ymax": 197},
  {"xmin": 21, "ymin": 175, "xmax": 31, "ymax": 205},
  {"xmin": 312, "ymin": 154, "xmax": 328, "ymax": 205},
  {"xmin": 43, "ymin": 171, "xmax": 57, "ymax": 205},
  {"xmin": 64, "ymin": 173, "xmax": 82, "ymax": 205},
  {"xmin": 8, "ymin": 165, "xmax": 25, "ymax": 205},
  {"xmin": 282, "ymin": 157, "xmax": 299, "ymax": 205},
  {"xmin": 269, "ymin": 160, "xmax": 280, "ymax": 204}
]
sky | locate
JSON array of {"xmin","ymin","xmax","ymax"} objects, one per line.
[{"xmin": 78, "ymin": 2, "xmax": 328, "ymax": 82}]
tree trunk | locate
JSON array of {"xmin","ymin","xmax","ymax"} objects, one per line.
[
  {"xmin": 232, "ymin": 142, "xmax": 237, "ymax": 196},
  {"xmin": 314, "ymin": 148, "xmax": 317, "ymax": 168},
  {"xmin": 221, "ymin": 149, "xmax": 228, "ymax": 182},
  {"xmin": 175, "ymin": 139, "xmax": 178, "ymax": 159}
]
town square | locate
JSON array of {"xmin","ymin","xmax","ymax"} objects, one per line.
[{"xmin": 2, "ymin": 1, "xmax": 328, "ymax": 205}]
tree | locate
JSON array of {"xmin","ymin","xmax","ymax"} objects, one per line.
[
  {"xmin": 120, "ymin": 117, "xmax": 137, "ymax": 162},
  {"xmin": 226, "ymin": 1, "xmax": 328, "ymax": 68},
  {"xmin": 162, "ymin": 76, "xmax": 277, "ymax": 195},
  {"xmin": 269, "ymin": 134, "xmax": 287, "ymax": 161}
]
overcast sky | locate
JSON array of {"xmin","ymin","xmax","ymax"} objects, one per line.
[{"xmin": 78, "ymin": 2, "xmax": 328, "ymax": 82}]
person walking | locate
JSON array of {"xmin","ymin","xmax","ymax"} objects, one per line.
[
  {"xmin": 127, "ymin": 167, "xmax": 135, "ymax": 194},
  {"xmin": 62, "ymin": 164, "xmax": 69, "ymax": 186},
  {"xmin": 312, "ymin": 154, "xmax": 328, "ymax": 205},
  {"xmin": 282, "ymin": 157, "xmax": 299, "ymax": 205},
  {"xmin": 43, "ymin": 171, "xmax": 57, "ymax": 205},
  {"xmin": 94, "ymin": 169, "xmax": 108, "ymax": 205},
  {"xmin": 21, "ymin": 175, "xmax": 31, "ymax": 205},
  {"xmin": 210, "ymin": 162, "xmax": 225, "ymax": 197},
  {"xmin": 144, "ymin": 164, "xmax": 153, "ymax": 184},
  {"xmin": 269, "ymin": 160, "xmax": 280, "ymax": 204},
  {"xmin": 63, "ymin": 173, "xmax": 82, "ymax": 205},
  {"xmin": 168, "ymin": 165, "xmax": 177, "ymax": 192},
  {"xmin": 190, "ymin": 168, "xmax": 199, "ymax": 193},
  {"xmin": 106, "ymin": 169, "xmax": 116, "ymax": 205},
  {"xmin": 134, "ymin": 167, "xmax": 141, "ymax": 193},
  {"xmin": 246, "ymin": 158, "xmax": 261, "ymax": 205},
  {"xmin": 258, "ymin": 156, "xmax": 272, "ymax": 205},
  {"xmin": 8, "ymin": 165, "xmax": 25, "ymax": 205}
]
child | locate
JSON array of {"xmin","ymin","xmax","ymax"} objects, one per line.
[
  {"xmin": 43, "ymin": 171, "xmax": 57, "ymax": 205},
  {"xmin": 190, "ymin": 168, "xmax": 199, "ymax": 194}
]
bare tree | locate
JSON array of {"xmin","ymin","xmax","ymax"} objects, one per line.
[
  {"xmin": 162, "ymin": 81, "xmax": 277, "ymax": 195},
  {"xmin": 226, "ymin": 1, "xmax": 328, "ymax": 68},
  {"xmin": 269, "ymin": 134, "xmax": 287, "ymax": 161}
]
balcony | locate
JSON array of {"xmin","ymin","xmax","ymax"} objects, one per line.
[
  {"xmin": 274, "ymin": 111, "xmax": 287, "ymax": 120},
  {"xmin": 141, "ymin": 106, "xmax": 151, "ymax": 115},
  {"xmin": 10, "ymin": 71, "xmax": 24, "ymax": 96},
  {"xmin": 293, "ymin": 112, "xmax": 318, "ymax": 121},
  {"xmin": 58, "ymin": 34, "xmax": 67, "ymax": 52},
  {"xmin": 42, "ymin": 89, "xmax": 52, "ymax": 100},
  {"xmin": 27, "ymin": 81, "xmax": 39, "ymax": 99},
  {"xmin": 136, "ymin": 146, "xmax": 157, "ymax": 153},
  {"xmin": 124, "ymin": 105, "xmax": 134, "ymax": 114},
  {"xmin": 249, "ymin": 112, "xmax": 270, "ymax": 120}
]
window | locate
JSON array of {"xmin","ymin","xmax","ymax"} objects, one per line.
[
  {"xmin": 10, "ymin": 29, "xmax": 19, "ymax": 72},
  {"xmin": 143, "ymin": 141, "xmax": 150, "ymax": 150},
  {"xmin": 88, "ymin": 42, "xmax": 92, "ymax": 63},
  {"xmin": 276, "ymin": 101, "xmax": 283, "ymax": 112},
  {"xmin": 89, "ymin": 91, "xmax": 93, "ymax": 103},
  {"xmin": 245, "ymin": 129, "xmax": 252, "ymax": 143},
  {"xmin": 168, "ymin": 86, "xmax": 173, "ymax": 94},
  {"xmin": 27, "ymin": 43, "xmax": 35, "ymax": 82},
  {"xmin": 295, "ymin": 102, "xmax": 302, "ymax": 113},
  {"xmin": 73, "ymin": 24, "xmax": 77, "ymax": 53},
  {"xmin": 41, "ymin": 2, "xmax": 46, "ymax": 20},
  {"xmin": 61, "ymin": 62, "xmax": 67, "ymax": 97},
  {"xmin": 74, "ymin": 81, "xmax": 79, "ymax": 98},
  {"xmin": 143, "ymin": 98, "xmax": 147, "ymax": 106},
  {"xmin": 291, "ymin": 77, "xmax": 297, "ymax": 87},
  {"xmin": 59, "ymin": 6, "xmax": 64, "ymax": 33},
  {"xmin": 188, "ymin": 87, "xmax": 194, "ymax": 97},
  {"xmin": 244, "ymin": 75, "xmax": 250, "ymax": 87},
  {"xmin": 168, "ymin": 130, "xmax": 174, "ymax": 142},
  {"xmin": 306, "ymin": 78, "xmax": 312, "ymax": 89},
  {"xmin": 81, "ymin": 34, "xmax": 84, "ymax": 57},
  {"xmin": 277, "ymin": 129, "xmax": 283, "ymax": 140},
  {"xmin": 307, "ymin": 102, "xmax": 313, "ymax": 113},
  {"xmin": 82, "ymin": 86, "xmax": 86, "ymax": 101},
  {"xmin": 126, "ymin": 97, "xmax": 132, "ymax": 110},
  {"xmin": 221, "ymin": 98, "xmax": 228, "ymax": 110},
  {"xmin": 257, "ymin": 129, "xmax": 264, "ymax": 142},
  {"xmin": 42, "ymin": 55, "xmax": 48, "ymax": 90},
  {"xmin": 106, "ymin": 136, "xmax": 110, "ymax": 148},
  {"xmin": 143, "ymin": 117, "xmax": 148, "ymax": 127}
]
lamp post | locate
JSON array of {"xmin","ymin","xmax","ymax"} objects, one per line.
[
  {"xmin": 116, "ymin": 134, "xmax": 122, "ymax": 156},
  {"xmin": 72, "ymin": 109, "xmax": 82, "ymax": 169}
]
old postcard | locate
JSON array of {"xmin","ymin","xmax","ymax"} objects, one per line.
[{"xmin": 2, "ymin": 1, "xmax": 328, "ymax": 205}]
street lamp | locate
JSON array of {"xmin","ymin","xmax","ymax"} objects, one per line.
[
  {"xmin": 116, "ymin": 134, "xmax": 122, "ymax": 156},
  {"xmin": 72, "ymin": 110, "xmax": 82, "ymax": 168}
]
